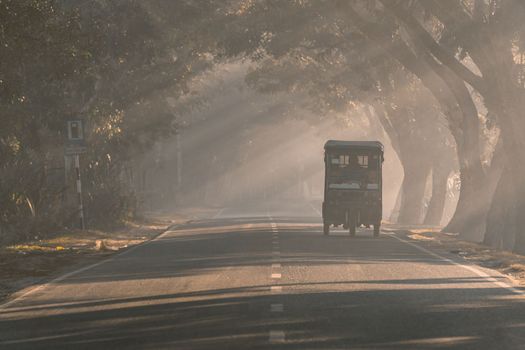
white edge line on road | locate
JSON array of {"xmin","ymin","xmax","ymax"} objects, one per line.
[
  {"xmin": 391, "ymin": 234, "xmax": 525, "ymax": 296},
  {"xmin": 270, "ymin": 303, "xmax": 284, "ymax": 312},
  {"xmin": 309, "ymin": 202, "xmax": 322, "ymax": 217},
  {"xmin": 0, "ymin": 225, "xmax": 178, "ymax": 310},
  {"xmin": 213, "ymin": 208, "xmax": 226, "ymax": 219},
  {"xmin": 269, "ymin": 330, "xmax": 285, "ymax": 343}
]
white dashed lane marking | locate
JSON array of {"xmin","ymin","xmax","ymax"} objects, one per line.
[
  {"xmin": 268, "ymin": 218, "xmax": 285, "ymax": 344},
  {"xmin": 269, "ymin": 330, "xmax": 285, "ymax": 343},
  {"xmin": 270, "ymin": 303, "xmax": 284, "ymax": 312},
  {"xmin": 271, "ymin": 285, "xmax": 282, "ymax": 293}
]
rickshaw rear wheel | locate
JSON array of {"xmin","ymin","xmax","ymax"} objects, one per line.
[
  {"xmin": 373, "ymin": 223, "xmax": 380, "ymax": 237},
  {"xmin": 348, "ymin": 215, "xmax": 356, "ymax": 236},
  {"xmin": 347, "ymin": 213, "xmax": 357, "ymax": 237},
  {"xmin": 323, "ymin": 222, "xmax": 330, "ymax": 235}
]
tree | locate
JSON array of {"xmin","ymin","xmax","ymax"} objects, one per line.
[
  {"xmin": 208, "ymin": 0, "xmax": 459, "ymax": 224},
  {"xmin": 0, "ymin": 0, "xmax": 220, "ymax": 238},
  {"xmin": 379, "ymin": 0, "xmax": 525, "ymax": 250}
]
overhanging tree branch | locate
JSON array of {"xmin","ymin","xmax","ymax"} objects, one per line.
[{"xmin": 380, "ymin": 0, "xmax": 487, "ymax": 95}]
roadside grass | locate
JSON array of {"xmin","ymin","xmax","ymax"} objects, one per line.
[
  {"xmin": 386, "ymin": 224, "xmax": 525, "ymax": 286},
  {"xmin": 0, "ymin": 206, "xmax": 221, "ymax": 303},
  {"xmin": 0, "ymin": 219, "xmax": 168, "ymax": 302}
]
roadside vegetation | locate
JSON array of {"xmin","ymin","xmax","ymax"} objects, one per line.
[{"xmin": 2, "ymin": 0, "xmax": 525, "ymax": 255}]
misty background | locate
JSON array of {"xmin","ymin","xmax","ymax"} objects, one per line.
[
  {"xmin": 2, "ymin": 0, "xmax": 524, "ymax": 253},
  {"xmin": 137, "ymin": 62, "xmax": 456, "ymax": 225}
]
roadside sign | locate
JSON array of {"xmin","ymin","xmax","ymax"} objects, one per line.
[
  {"xmin": 67, "ymin": 120, "xmax": 84, "ymax": 141},
  {"xmin": 65, "ymin": 120, "xmax": 87, "ymax": 155},
  {"xmin": 65, "ymin": 145, "xmax": 87, "ymax": 155},
  {"xmin": 64, "ymin": 119, "xmax": 87, "ymax": 230}
]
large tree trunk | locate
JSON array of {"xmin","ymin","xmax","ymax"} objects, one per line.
[
  {"xmin": 423, "ymin": 166, "xmax": 450, "ymax": 226},
  {"xmin": 492, "ymin": 99, "xmax": 525, "ymax": 253},
  {"xmin": 512, "ymin": 175, "xmax": 525, "ymax": 254},
  {"xmin": 483, "ymin": 166, "xmax": 515, "ymax": 250},
  {"xmin": 397, "ymin": 156, "xmax": 432, "ymax": 224},
  {"xmin": 443, "ymin": 164, "xmax": 485, "ymax": 233},
  {"xmin": 477, "ymin": 138, "xmax": 505, "ymax": 247},
  {"xmin": 480, "ymin": 106, "xmax": 525, "ymax": 252},
  {"xmin": 389, "ymin": 185, "xmax": 402, "ymax": 222},
  {"xmin": 484, "ymin": 146, "xmax": 525, "ymax": 253},
  {"xmin": 437, "ymin": 70, "xmax": 486, "ymax": 240},
  {"xmin": 474, "ymin": 39, "xmax": 525, "ymax": 252}
]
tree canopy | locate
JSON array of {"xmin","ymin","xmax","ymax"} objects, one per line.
[{"xmin": 2, "ymin": 0, "xmax": 525, "ymax": 253}]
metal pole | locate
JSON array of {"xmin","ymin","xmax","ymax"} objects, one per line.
[
  {"xmin": 74, "ymin": 154, "xmax": 85, "ymax": 230},
  {"xmin": 176, "ymin": 132, "xmax": 182, "ymax": 191},
  {"xmin": 63, "ymin": 155, "xmax": 69, "ymax": 203}
]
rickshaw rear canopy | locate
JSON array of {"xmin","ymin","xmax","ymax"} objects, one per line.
[{"xmin": 324, "ymin": 140, "xmax": 384, "ymax": 152}]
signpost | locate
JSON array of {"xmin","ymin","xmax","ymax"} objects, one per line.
[{"xmin": 65, "ymin": 120, "xmax": 87, "ymax": 230}]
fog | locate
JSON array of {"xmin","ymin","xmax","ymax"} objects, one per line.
[
  {"xmin": 135, "ymin": 62, "xmax": 459, "ymax": 224},
  {"xmin": 4, "ymin": 2, "xmax": 525, "ymax": 347},
  {"xmin": 2, "ymin": 0, "xmax": 521, "ymax": 251}
]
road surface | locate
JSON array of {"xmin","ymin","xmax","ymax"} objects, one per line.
[{"xmin": 1, "ymin": 204, "xmax": 524, "ymax": 349}]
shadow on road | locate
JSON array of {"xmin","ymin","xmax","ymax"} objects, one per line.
[
  {"xmin": 30, "ymin": 219, "xmax": 467, "ymax": 286},
  {"xmin": 1, "ymin": 286, "xmax": 524, "ymax": 349},
  {"xmin": 1, "ymin": 216, "xmax": 524, "ymax": 349}
]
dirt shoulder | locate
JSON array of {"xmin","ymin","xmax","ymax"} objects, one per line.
[
  {"xmin": 0, "ymin": 206, "xmax": 220, "ymax": 304},
  {"xmin": 384, "ymin": 224, "xmax": 525, "ymax": 286}
]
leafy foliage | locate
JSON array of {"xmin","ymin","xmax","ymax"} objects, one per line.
[
  {"xmin": 0, "ymin": 0, "xmax": 216, "ymax": 241},
  {"xmin": 2, "ymin": 0, "xmax": 525, "ymax": 253}
]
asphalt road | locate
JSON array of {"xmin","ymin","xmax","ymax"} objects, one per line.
[{"xmin": 1, "ymin": 203, "xmax": 524, "ymax": 349}]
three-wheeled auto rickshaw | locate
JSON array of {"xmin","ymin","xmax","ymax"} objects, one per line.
[{"xmin": 322, "ymin": 140, "xmax": 383, "ymax": 236}]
